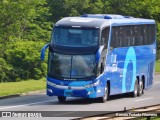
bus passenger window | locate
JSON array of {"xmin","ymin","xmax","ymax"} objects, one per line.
[
  {"xmin": 125, "ymin": 37, "xmax": 130, "ymax": 46},
  {"xmin": 147, "ymin": 25, "xmax": 155, "ymax": 44},
  {"xmin": 133, "ymin": 36, "xmax": 139, "ymax": 46},
  {"xmin": 139, "ymin": 36, "xmax": 143, "ymax": 45},
  {"xmin": 101, "ymin": 27, "xmax": 109, "ymax": 47},
  {"xmin": 139, "ymin": 26, "xmax": 145, "ymax": 45},
  {"xmin": 118, "ymin": 37, "xmax": 122, "ymax": 47},
  {"xmin": 125, "ymin": 27, "xmax": 131, "ymax": 47}
]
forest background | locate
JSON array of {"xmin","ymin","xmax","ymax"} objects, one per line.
[{"xmin": 0, "ymin": 0, "xmax": 160, "ymax": 83}]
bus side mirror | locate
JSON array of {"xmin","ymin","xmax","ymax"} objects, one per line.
[{"xmin": 40, "ymin": 44, "xmax": 49, "ymax": 61}]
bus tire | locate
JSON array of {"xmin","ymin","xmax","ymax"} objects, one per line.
[
  {"xmin": 138, "ymin": 79, "xmax": 144, "ymax": 96},
  {"xmin": 58, "ymin": 96, "xmax": 66, "ymax": 103},
  {"xmin": 99, "ymin": 84, "xmax": 109, "ymax": 103},
  {"xmin": 131, "ymin": 79, "xmax": 138, "ymax": 97}
]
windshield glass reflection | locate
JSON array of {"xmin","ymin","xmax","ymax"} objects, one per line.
[
  {"xmin": 48, "ymin": 52, "xmax": 96, "ymax": 80},
  {"xmin": 51, "ymin": 27, "xmax": 99, "ymax": 47}
]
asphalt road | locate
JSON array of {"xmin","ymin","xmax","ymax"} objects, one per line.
[{"xmin": 0, "ymin": 75, "xmax": 160, "ymax": 120}]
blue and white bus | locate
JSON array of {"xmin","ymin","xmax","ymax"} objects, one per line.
[{"xmin": 41, "ymin": 14, "xmax": 156, "ymax": 102}]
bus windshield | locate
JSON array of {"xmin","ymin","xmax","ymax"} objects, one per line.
[
  {"xmin": 48, "ymin": 52, "xmax": 97, "ymax": 80},
  {"xmin": 51, "ymin": 26, "xmax": 99, "ymax": 47}
]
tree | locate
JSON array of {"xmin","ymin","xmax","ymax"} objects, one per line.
[
  {"xmin": 0, "ymin": 0, "xmax": 51, "ymax": 82},
  {"xmin": 3, "ymin": 41, "xmax": 47, "ymax": 82},
  {"xmin": 0, "ymin": 0, "xmax": 51, "ymax": 43}
]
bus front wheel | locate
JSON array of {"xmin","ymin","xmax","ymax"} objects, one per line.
[
  {"xmin": 58, "ymin": 96, "xmax": 66, "ymax": 103},
  {"xmin": 99, "ymin": 84, "xmax": 109, "ymax": 103}
]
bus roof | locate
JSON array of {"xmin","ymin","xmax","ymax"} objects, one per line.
[{"xmin": 55, "ymin": 14, "xmax": 155, "ymax": 29}]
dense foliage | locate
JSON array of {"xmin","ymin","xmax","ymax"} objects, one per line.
[{"xmin": 0, "ymin": 0, "xmax": 160, "ymax": 82}]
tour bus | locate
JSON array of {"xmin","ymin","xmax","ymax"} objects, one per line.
[{"xmin": 41, "ymin": 14, "xmax": 156, "ymax": 103}]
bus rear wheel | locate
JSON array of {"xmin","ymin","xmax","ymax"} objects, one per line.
[
  {"xmin": 99, "ymin": 84, "xmax": 109, "ymax": 103},
  {"xmin": 138, "ymin": 80, "xmax": 144, "ymax": 96},
  {"xmin": 58, "ymin": 96, "xmax": 66, "ymax": 103},
  {"xmin": 131, "ymin": 79, "xmax": 138, "ymax": 97}
]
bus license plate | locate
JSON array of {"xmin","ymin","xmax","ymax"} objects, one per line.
[{"xmin": 65, "ymin": 91, "xmax": 72, "ymax": 96}]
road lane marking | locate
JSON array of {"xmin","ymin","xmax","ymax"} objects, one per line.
[
  {"xmin": 135, "ymin": 97, "xmax": 154, "ymax": 102},
  {"xmin": 154, "ymin": 82, "xmax": 160, "ymax": 84},
  {"xmin": 0, "ymin": 99, "xmax": 57, "ymax": 110}
]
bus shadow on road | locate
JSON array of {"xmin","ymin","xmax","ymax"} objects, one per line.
[
  {"xmin": 108, "ymin": 93, "xmax": 132, "ymax": 101},
  {"xmin": 55, "ymin": 93, "xmax": 132, "ymax": 105}
]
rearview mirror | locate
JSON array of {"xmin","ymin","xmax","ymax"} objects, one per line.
[{"xmin": 40, "ymin": 44, "xmax": 49, "ymax": 61}]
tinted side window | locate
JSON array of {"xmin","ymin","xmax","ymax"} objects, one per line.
[
  {"xmin": 101, "ymin": 27, "xmax": 109, "ymax": 47},
  {"xmin": 131, "ymin": 25, "xmax": 145, "ymax": 46},
  {"xmin": 111, "ymin": 26, "xmax": 124, "ymax": 48},
  {"xmin": 125, "ymin": 26, "xmax": 132, "ymax": 46},
  {"xmin": 110, "ymin": 24, "xmax": 155, "ymax": 48},
  {"xmin": 145, "ymin": 24, "xmax": 155, "ymax": 44}
]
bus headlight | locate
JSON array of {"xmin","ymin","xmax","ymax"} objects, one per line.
[
  {"xmin": 85, "ymin": 80, "xmax": 99, "ymax": 88},
  {"xmin": 47, "ymin": 88, "xmax": 53, "ymax": 93}
]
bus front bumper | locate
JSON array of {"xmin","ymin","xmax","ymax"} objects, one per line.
[{"xmin": 46, "ymin": 80, "xmax": 104, "ymax": 98}]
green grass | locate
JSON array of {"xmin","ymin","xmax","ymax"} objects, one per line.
[
  {"xmin": 0, "ymin": 79, "xmax": 46, "ymax": 97},
  {"xmin": 155, "ymin": 60, "xmax": 160, "ymax": 73}
]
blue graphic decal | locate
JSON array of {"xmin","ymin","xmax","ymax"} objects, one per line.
[{"xmin": 122, "ymin": 47, "xmax": 136, "ymax": 93}]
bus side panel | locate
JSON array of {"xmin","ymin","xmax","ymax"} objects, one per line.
[
  {"xmin": 106, "ymin": 44, "xmax": 156, "ymax": 95},
  {"xmin": 106, "ymin": 48, "xmax": 128, "ymax": 95},
  {"xmin": 135, "ymin": 44, "xmax": 156, "ymax": 89},
  {"xmin": 114, "ymin": 47, "xmax": 136, "ymax": 94}
]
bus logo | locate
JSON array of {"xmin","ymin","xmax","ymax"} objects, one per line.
[{"xmin": 68, "ymin": 86, "xmax": 71, "ymax": 89}]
